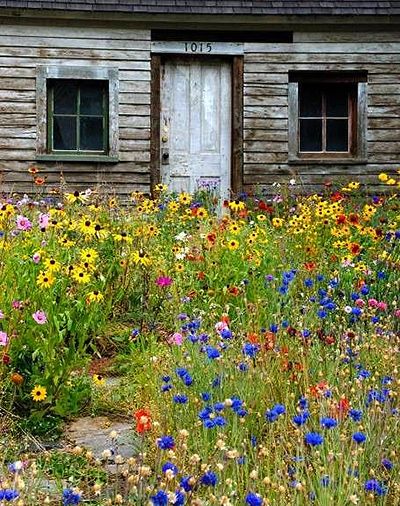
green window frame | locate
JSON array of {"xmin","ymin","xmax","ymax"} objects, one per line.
[{"xmin": 47, "ymin": 79, "xmax": 109, "ymax": 155}]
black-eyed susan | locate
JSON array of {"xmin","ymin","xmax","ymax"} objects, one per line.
[
  {"xmin": 36, "ymin": 271, "xmax": 55, "ymax": 289},
  {"xmin": 92, "ymin": 374, "xmax": 106, "ymax": 387},
  {"xmin": 31, "ymin": 385, "xmax": 47, "ymax": 402},
  {"xmin": 113, "ymin": 231, "xmax": 133, "ymax": 244},
  {"xmin": 72, "ymin": 267, "xmax": 91, "ymax": 284},
  {"xmin": 80, "ymin": 248, "xmax": 99, "ymax": 264},
  {"xmin": 256, "ymin": 214, "xmax": 267, "ymax": 222},
  {"xmin": 131, "ymin": 249, "xmax": 152, "ymax": 267},
  {"xmin": 86, "ymin": 291, "xmax": 104, "ymax": 303},
  {"xmin": 272, "ymin": 218, "xmax": 284, "ymax": 228},
  {"xmin": 43, "ymin": 257, "xmax": 61, "ymax": 273},
  {"xmin": 229, "ymin": 222, "xmax": 241, "ymax": 233},
  {"xmin": 175, "ymin": 263, "xmax": 185, "ymax": 273},
  {"xmin": 168, "ymin": 201, "xmax": 180, "ymax": 213},
  {"xmin": 77, "ymin": 217, "xmax": 96, "ymax": 237},
  {"xmin": 228, "ymin": 200, "xmax": 245, "ymax": 212},
  {"xmin": 58, "ymin": 236, "xmax": 75, "ymax": 248},
  {"xmin": 154, "ymin": 183, "xmax": 167, "ymax": 193},
  {"xmin": 227, "ymin": 239, "xmax": 239, "ymax": 251},
  {"xmin": 179, "ymin": 192, "xmax": 192, "ymax": 205}
]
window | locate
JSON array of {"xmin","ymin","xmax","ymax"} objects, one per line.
[
  {"xmin": 48, "ymin": 80, "xmax": 108, "ymax": 154},
  {"xmin": 36, "ymin": 66, "xmax": 119, "ymax": 162},
  {"xmin": 288, "ymin": 72, "xmax": 367, "ymax": 163}
]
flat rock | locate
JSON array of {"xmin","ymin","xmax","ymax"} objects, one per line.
[{"xmin": 65, "ymin": 416, "xmax": 139, "ymax": 460}]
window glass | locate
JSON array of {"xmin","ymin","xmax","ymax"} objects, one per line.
[
  {"xmin": 326, "ymin": 88, "xmax": 348, "ymax": 117},
  {"xmin": 326, "ymin": 119, "xmax": 348, "ymax": 151},
  {"xmin": 299, "ymin": 86, "xmax": 322, "ymax": 117},
  {"xmin": 49, "ymin": 80, "xmax": 107, "ymax": 153},
  {"xmin": 53, "ymin": 116, "xmax": 77, "ymax": 150},
  {"xmin": 300, "ymin": 119, "xmax": 322, "ymax": 151}
]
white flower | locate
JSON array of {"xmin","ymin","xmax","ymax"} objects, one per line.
[
  {"xmin": 289, "ymin": 178, "xmax": 296, "ymax": 185},
  {"xmin": 344, "ymin": 306, "xmax": 353, "ymax": 314},
  {"xmin": 175, "ymin": 231, "xmax": 187, "ymax": 241}
]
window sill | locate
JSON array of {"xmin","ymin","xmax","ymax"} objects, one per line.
[
  {"xmin": 36, "ymin": 154, "xmax": 119, "ymax": 163},
  {"xmin": 288, "ymin": 157, "xmax": 367, "ymax": 165}
]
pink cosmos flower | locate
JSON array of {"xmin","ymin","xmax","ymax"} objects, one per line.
[
  {"xmin": 38, "ymin": 213, "xmax": 50, "ymax": 229},
  {"xmin": 12, "ymin": 300, "xmax": 23, "ymax": 310},
  {"xmin": 377, "ymin": 302, "xmax": 387, "ymax": 311},
  {"xmin": 215, "ymin": 321, "xmax": 228, "ymax": 333},
  {"xmin": 0, "ymin": 331, "xmax": 8, "ymax": 346},
  {"xmin": 168, "ymin": 332, "xmax": 183, "ymax": 345},
  {"xmin": 368, "ymin": 298, "xmax": 378, "ymax": 307},
  {"xmin": 32, "ymin": 252, "xmax": 41, "ymax": 264},
  {"xmin": 355, "ymin": 299, "xmax": 365, "ymax": 307},
  {"xmin": 394, "ymin": 309, "xmax": 400, "ymax": 318},
  {"xmin": 32, "ymin": 310, "xmax": 47, "ymax": 325},
  {"xmin": 0, "ymin": 310, "xmax": 4, "ymax": 319},
  {"xmin": 16, "ymin": 215, "xmax": 32, "ymax": 231},
  {"xmin": 156, "ymin": 276, "xmax": 173, "ymax": 287}
]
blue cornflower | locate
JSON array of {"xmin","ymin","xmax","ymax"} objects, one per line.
[
  {"xmin": 292, "ymin": 411, "xmax": 310, "ymax": 426},
  {"xmin": 317, "ymin": 274, "xmax": 324, "ymax": 282},
  {"xmin": 298, "ymin": 397, "xmax": 308, "ymax": 410},
  {"xmin": 161, "ymin": 384, "xmax": 173, "ymax": 392},
  {"xmin": 214, "ymin": 416, "xmax": 227, "ymax": 426},
  {"xmin": 175, "ymin": 367, "xmax": 189, "ymax": 378},
  {"xmin": 0, "ymin": 489, "xmax": 19, "ymax": 502},
  {"xmin": 212, "ymin": 375, "xmax": 222, "ymax": 388},
  {"xmin": 237, "ymin": 455, "xmax": 246, "ymax": 464},
  {"xmin": 302, "ymin": 329, "xmax": 311, "ymax": 338},
  {"xmin": 381, "ymin": 458, "xmax": 394, "ymax": 470},
  {"xmin": 205, "ymin": 346, "xmax": 220, "ymax": 359},
  {"xmin": 377, "ymin": 271, "xmax": 386, "ymax": 280},
  {"xmin": 304, "ymin": 278, "xmax": 313, "ymax": 288},
  {"xmin": 200, "ymin": 471, "xmax": 218, "ymax": 486},
  {"xmin": 220, "ymin": 328, "xmax": 232, "ymax": 339},
  {"xmin": 162, "ymin": 461, "xmax": 179, "ymax": 475},
  {"xmin": 381, "ymin": 376, "xmax": 393, "ymax": 385},
  {"xmin": 360, "ymin": 285, "xmax": 369, "ymax": 295},
  {"xmin": 162, "ymin": 375, "xmax": 171, "ymax": 382},
  {"xmin": 281, "ymin": 319, "xmax": 289, "ymax": 328},
  {"xmin": 320, "ymin": 417, "xmax": 338, "ymax": 429},
  {"xmin": 62, "ymin": 488, "xmax": 81, "ymax": 506},
  {"xmin": 364, "ymin": 479, "xmax": 387, "ymax": 496},
  {"xmin": 270, "ymin": 324, "xmax": 279, "ymax": 333},
  {"xmin": 250, "ymin": 435, "xmax": 257, "ymax": 447},
  {"xmin": 157, "ymin": 435, "xmax": 175, "ymax": 450},
  {"xmin": 265, "ymin": 403, "xmax": 285, "ymax": 422},
  {"xmin": 272, "ymin": 404, "xmax": 285, "ymax": 415},
  {"xmin": 180, "ymin": 476, "xmax": 193, "ymax": 492},
  {"xmin": 348, "ymin": 409, "xmax": 362, "ymax": 422},
  {"xmin": 242, "ymin": 342, "xmax": 259, "ymax": 358},
  {"xmin": 150, "ymin": 490, "xmax": 169, "ymax": 506},
  {"xmin": 198, "ymin": 406, "xmax": 213, "ymax": 420},
  {"xmin": 317, "ymin": 309, "xmax": 327, "ymax": 319},
  {"xmin": 171, "ymin": 490, "xmax": 185, "ymax": 505},
  {"xmin": 204, "ymin": 419, "xmax": 215, "ymax": 429},
  {"xmin": 238, "ymin": 362, "xmax": 249, "ymax": 372},
  {"xmin": 245, "ymin": 492, "xmax": 263, "ymax": 506},
  {"xmin": 352, "ymin": 432, "xmax": 367, "ymax": 444},
  {"xmin": 278, "ymin": 285, "xmax": 288, "ymax": 295},
  {"xmin": 214, "ymin": 402, "xmax": 225, "ymax": 411},
  {"xmin": 201, "ymin": 392, "xmax": 211, "ymax": 401},
  {"xmin": 304, "ymin": 432, "xmax": 324, "ymax": 446},
  {"xmin": 321, "ymin": 476, "xmax": 330, "ymax": 487},
  {"xmin": 173, "ymin": 394, "xmax": 188, "ymax": 404}
]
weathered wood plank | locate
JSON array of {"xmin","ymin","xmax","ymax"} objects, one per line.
[
  {"xmin": 0, "ymin": 47, "xmax": 150, "ymax": 62},
  {"xmin": 245, "ymin": 43, "xmax": 400, "ymax": 54},
  {"xmin": 244, "ymin": 130, "xmax": 287, "ymax": 142},
  {"xmin": 0, "ymin": 58, "xmax": 150, "ymax": 71},
  {"xmin": 0, "ymin": 161, "xmax": 150, "ymax": 173},
  {"xmin": 244, "ymin": 63, "xmax": 400, "ymax": 73},
  {"xmin": 367, "ymin": 141, "xmax": 400, "ymax": 153},
  {"xmin": 119, "ymin": 93, "xmax": 151, "ymax": 105},
  {"xmin": 244, "ymin": 73, "xmax": 288, "ymax": 84},
  {"xmin": 0, "ymin": 78, "xmax": 36, "ymax": 90},
  {"xmin": 243, "ymin": 163, "xmax": 399, "ymax": 176},
  {"xmin": 244, "ymin": 106, "xmax": 287, "ymax": 119},
  {"xmin": 119, "ymin": 140, "xmax": 150, "ymax": 151},
  {"xmin": 0, "ymin": 90, "xmax": 35, "ymax": 102},
  {"xmin": 368, "ymin": 95, "xmax": 400, "ymax": 106},
  {"xmin": 368, "ymin": 106, "xmax": 400, "ymax": 117},
  {"xmin": 369, "ymin": 118, "xmax": 400, "ymax": 129},
  {"xmin": 244, "ymin": 84, "xmax": 288, "ymax": 96},
  {"xmin": 2, "ymin": 170, "xmax": 151, "ymax": 183},
  {"xmin": 294, "ymin": 32, "xmax": 400, "ymax": 43},
  {"xmin": 119, "ymin": 116, "xmax": 150, "ymax": 128},
  {"xmin": 244, "ymin": 118, "xmax": 288, "ymax": 129},
  {"xmin": 367, "ymin": 129, "xmax": 400, "ymax": 141},
  {"xmin": 119, "ymin": 104, "xmax": 149, "ymax": 116},
  {"xmin": 0, "ymin": 25, "xmax": 150, "ymax": 40},
  {"xmin": 0, "ymin": 127, "xmax": 35, "ymax": 138},
  {"xmin": 119, "ymin": 128, "xmax": 150, "ymax": 140},
  {"xmin": 243, "ymin": 140, "xmax": 288, "ymax": 152},
  {"xmin": 244, "ymin": 152, "xmax": 287, "ymax": 163},
  {"xmin": 244, "ymin": 95, "xmax": 287, "ymax": 107}
]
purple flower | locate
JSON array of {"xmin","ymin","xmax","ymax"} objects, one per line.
[
  {"xmin": 156, "ymin": 276, "xmax": 172, "ymax": 287},
  {"xmin": 16, "ymin": 215, "xmax": 32, "ymax": 231},
  {"xmin": 32, "ymin": 310, "xmax": 47, "ymax": 325},
  {"xmin": 0, "ymin": 331, "xmax": 8, "ymax": 346}
]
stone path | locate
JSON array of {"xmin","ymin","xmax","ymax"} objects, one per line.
[{"xmin": 66, "ymin": 416, "xmax": 139, "ymax": 460}]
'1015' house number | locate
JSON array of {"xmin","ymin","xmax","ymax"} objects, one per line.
[{"xmin": 184, "ymin": 42, "xmax": 213, "ymax": 53}]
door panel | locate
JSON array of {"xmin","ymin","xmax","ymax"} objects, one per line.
[{"xmin": 160, "ymin": 58, "xmax": 231, "ymax": 199}]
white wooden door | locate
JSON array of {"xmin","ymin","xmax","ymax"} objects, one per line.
[{"xmin": 160, "ymin": 58, "xmax": 231, "ymax": 198}]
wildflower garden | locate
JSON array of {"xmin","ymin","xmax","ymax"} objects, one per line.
[{"xmin": 0, "ymin": 173, "xmax": 399, "ymax": 505}]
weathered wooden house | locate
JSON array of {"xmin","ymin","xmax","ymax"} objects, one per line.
[{"xmin": 0, "ymin": 0, "xmax": 399, "ymax": 199}]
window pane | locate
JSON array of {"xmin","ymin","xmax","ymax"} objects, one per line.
[
  {"xmin": 53, "ymin": 116, "xmax": 77, "ymax": 150},
  {"xmin": 327, "ymin": 119, "xmax": 349, "ymax": 151},
  {"xmin": 326, "ymin": 88, "xmax": 349, "ymax": 117},
  {"xmin": 53, "ymin": 82, "xmax": 78, "ymax": 114},
  {"xmin": 299, "ymin": 86, "xmax": 322, "ymax": 117},
  {"xmin": 80, "ymin": 82, "xmax": 105, "ymax": 115},
  {"xmin": 80, "ymin": 117, "xmax": 104, "ymax": 151},
  {"xmin": 300, "ymin": 119, "xmax": 322, "ymax": 151}
]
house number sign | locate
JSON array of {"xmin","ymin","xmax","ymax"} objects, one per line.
[{"xmin": 151, "ymin": 41, "xmax": 244, "ymax": 55}]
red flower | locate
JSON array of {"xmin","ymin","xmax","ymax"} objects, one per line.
[
  {"xmin": 330, "ymin": 191, "xmax": 343, "ymax": 202},
  {"xmin": 336, "ymin": 214, "xmax": 346, "ymax": 225},
  {"xmin": 134, "ymin": 409, "xmax": 152, "ymax": 434},
  {"xmin": 336, "ymin": 398, "xmax": 350, "ymax": 418},
  {"xmin": 304, "ymin": 262, "xmax": 316, "ymax": 271}
]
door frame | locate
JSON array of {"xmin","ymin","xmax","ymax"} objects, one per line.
[{"xmin": 150, "ymin": 54, "xmax": 243, "ymax": 197}]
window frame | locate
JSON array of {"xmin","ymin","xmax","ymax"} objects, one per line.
[
  {"xmin": 288, "ymin": 72, "xmax": 367, "ymax": 164},
  {"xmin": 36, "ymin": 66, "xmax": 119, "ymax": 163}
]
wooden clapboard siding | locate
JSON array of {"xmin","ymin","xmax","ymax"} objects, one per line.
[
  {"xmin": 0, "ymin": 23, "xmax": 151, "ymax": 197},
  {"xmin": 242, "ymin": 37, "xmax": 400, "ymax": 190}
]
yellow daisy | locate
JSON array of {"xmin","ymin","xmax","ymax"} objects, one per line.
[{"xmin": 31, "ymin": 385, "xmax": 47, "ymax": 402}]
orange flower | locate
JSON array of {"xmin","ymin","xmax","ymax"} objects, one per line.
[
  {"xmin": 34, "ymin": 177, "xmax": 46, "ymax": 186},
  {"xmin": 134, "ymin": 408, "xmax": 152, "ymax": 434},
  {"xmin": 197, "ymin": 271, "xmax": 205, "ymax": 281},
  {"xmin": 10, "ymin": 372, "xmax": 24, "ymax": 385},
  {"xmin": 247, "ymin": 332, "xmax": 259, "ymax": 344},
  {"xmin": 304, "ymin": 262, "xmax": 316, "ymax": 271},
  {"xmin": 228, "ymin": 286, "xmax": 240, "ymax": 296},
  {"xmin": 221, "ymin": 314, "xmax": 230, "ymax": 325},
  {"xmin": 28, "ymin": 166, "xmax": 39, "ymax": 175},
  {"xmin": 264, "ymin": 331, "xmax": 275, "ymax": 351}
]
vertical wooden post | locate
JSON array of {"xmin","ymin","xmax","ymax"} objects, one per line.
[
  {"xmin": 150, "ymin": 55, "xmax": 161, "ymax": 195},
  {"xmin": 231, "ymin": 55, "xmax": 243, "ymax": 196}
]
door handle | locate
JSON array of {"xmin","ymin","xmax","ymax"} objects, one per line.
[{"xmin": 161, "ymin": 150, "xmax": 169, "ymax": 164}]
